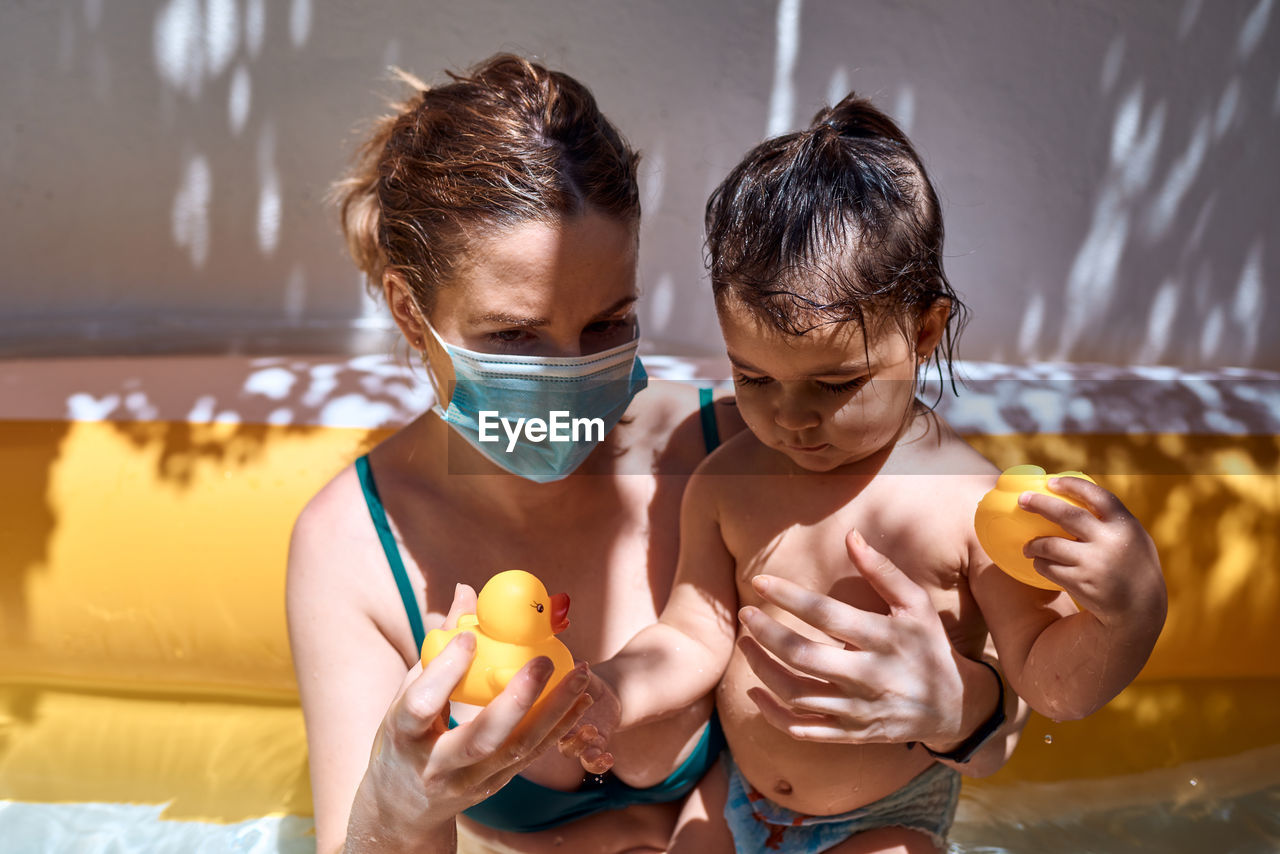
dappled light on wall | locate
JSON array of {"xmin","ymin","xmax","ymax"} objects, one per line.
[
  {"xmin": 151, "ymin": 0, "xmax": 309, "ymax": 272},
  {"xmin": 1, "ymin": 1, "xmax": 1274, "ymax": 364},
  {"xmin": 171, "ymin": 154, "xmax": 212, "ymax": 268},
  {"xmin": 1054, "ymin": 0, "xmax": 1275, "ymax": 368},
  {"xmin": 767, "ymin": 0, "xmax": 801, "ymax": 136}
]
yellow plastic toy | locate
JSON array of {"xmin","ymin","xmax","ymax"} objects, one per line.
[
  {"xmin": 420, "ymin": 569, "xmax": 574, "ymax": 705},
  {"xmin": 974, "ymin": 465, "xmax": 1098, "ymax": 591}
]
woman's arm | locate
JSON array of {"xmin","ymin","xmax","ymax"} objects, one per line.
[
  {"xmin": 287, "ymin": 478, "xmax": 593, "ymax": 854},
  {"xmin": 919, "ymin": 643, "xmax": 1030, "ymax": 778},
  {"xmin": 735, "ymin": 529, "xmax": 1028, "ymax": 777}
]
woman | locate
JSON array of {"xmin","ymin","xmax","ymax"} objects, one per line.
[{"xmin": 287, "ymin": 54, "xmax": 1022, "ymax": 854}]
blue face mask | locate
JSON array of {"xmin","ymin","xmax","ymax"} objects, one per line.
[{"xmin": 424, "ymin": 325, "xmax": 648, "ymax": 483}]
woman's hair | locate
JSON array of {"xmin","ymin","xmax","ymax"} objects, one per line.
[
  {"xmin": 704, "ymin": 92, "xmax": 967, "ymax": 388},
  {"xmin": 333, "ymin": 53, "xmax": 641, "ymax": 313}
]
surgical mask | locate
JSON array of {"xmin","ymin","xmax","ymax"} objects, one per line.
[{"xmin": 424, "ymin": 324, "xmax": 648, "ymax": 483}]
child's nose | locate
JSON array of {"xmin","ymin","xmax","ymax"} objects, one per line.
[{"xmin": 774, "ymin": 393, "xmax": 821, "ymax": 431}]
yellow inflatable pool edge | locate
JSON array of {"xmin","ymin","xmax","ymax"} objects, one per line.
[
  {"xmin": 0, "ymin": 684, "xmax": 312, "ymax": 822},
  {"xmin": 2, "ymin": 418, "xmax": 386, "ymax": 822}
]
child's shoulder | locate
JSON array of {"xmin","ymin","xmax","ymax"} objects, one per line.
[
  {"xmin": 888, "ymin": 408, "xmax": 1002, "ymax": 505},
  {"xmin": 898, "ymin": 406, "xmax": 997, "ymax": 467}
]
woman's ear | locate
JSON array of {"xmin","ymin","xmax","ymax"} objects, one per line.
[
  {"xmin": 384, "ymin": 270, "xmax": 456, "ymax": 408},
  {"xmin": 383, "ymin": 271, "xmax": 428, "ymax": 350},
  {"xmin": 915, "ymin": 298, "xmax": 951, "ymax": 362}
]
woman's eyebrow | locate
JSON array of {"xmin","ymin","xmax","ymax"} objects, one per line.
[
  {"xmin": 592, "ymin": 296, "xmax": 637, "ymax": 318},
  {"xmin": 473, "ymin": 297, "xmax": 636, "ymax": 328},
  {"xmin": 473, "ymin": 311, "xmax": 548, "ymax": 328}
]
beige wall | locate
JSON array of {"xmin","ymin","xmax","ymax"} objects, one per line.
[{"xmin": 1, "ymin": 0, "xmax": 1276, "ymax": 369}]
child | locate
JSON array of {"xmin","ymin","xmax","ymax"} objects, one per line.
[{"xmin": 592, "ymin": 94, "xmax": 1167, "ymax": 853}]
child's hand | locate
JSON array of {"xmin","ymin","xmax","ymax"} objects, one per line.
[
  {"xmin": 1019, "ymin": 476, "xmax": 1165, "ymax": 629},
  {"xmin": 557, "ymin": 667, "xmax": 618, "ymax": 775}
]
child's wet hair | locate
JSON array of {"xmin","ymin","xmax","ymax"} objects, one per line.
[
  {"xmin": 332, "ymin": 54, "xmax": 641, "ymax": 314},
  {"xmin": 705, "ymin": 93, "xmax": 967, "ymax": 391}
]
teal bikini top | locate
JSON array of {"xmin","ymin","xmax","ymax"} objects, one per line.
[{"xmin": 355, "ymin": 387, "xmax": 726, "ymax": 833}]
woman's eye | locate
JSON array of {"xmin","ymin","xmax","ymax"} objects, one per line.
[
  {"xmin": 488, "ymin": 329, "xmax": 532, "ymax": 346},
  {"xmin": 585, "ymin": 319, "xmax": 628, "ymax": 336},
  {"xmin": 817, "ymin": 377, "xmax": 868, "ymax": 394},
  {"xmin": 734, "ymin": 373, "xmax": 772, "ymax": 387}
]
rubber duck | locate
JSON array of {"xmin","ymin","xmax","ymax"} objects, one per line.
[
  {"xmin": 421, "ymin": 569, "xmax": 574, "ymax": 705},
  {"xmin": 974, "ymin": 465, "xmax": 1097, "ymax": 591}
]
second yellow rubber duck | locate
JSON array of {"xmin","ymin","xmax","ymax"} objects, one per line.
[
  {"xmin": 975, "ymin": 465, "xmax": 1097, "ymax": 591},
  {"xmin": 421, "ymin": 569, "xmax": 574, "ymax": 705}
]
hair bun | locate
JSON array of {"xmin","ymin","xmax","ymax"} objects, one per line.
[{"xmin": 810, "ymin": 93, "xmax": 905, "ymax": 146}]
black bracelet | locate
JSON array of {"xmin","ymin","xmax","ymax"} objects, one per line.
[{"xmin": 915, "ymin": 659, "xmax": 1006, "ymax": 764}]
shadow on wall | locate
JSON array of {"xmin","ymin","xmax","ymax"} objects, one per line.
[
  {"xmin": 1047, "ymin": 0, "xmax": 1277, "ymax": 368},
  {"xmin": 8, "ymin": 1, "xmax": 1274, "ymax": 366},
  {"xmin": 1, "ymin": 0, "xmax": 389, "ymax": 357}
]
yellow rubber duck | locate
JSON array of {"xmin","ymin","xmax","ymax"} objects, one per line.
[
  {"xmin": 974, "ymin": 465, "xmax": 1097, "ymax": 591},
  {"xmin": 421, "ymin": 569, "xmax": 574, "ymax": 705}
]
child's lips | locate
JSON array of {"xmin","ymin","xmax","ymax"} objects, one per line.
[{"xmin": 784, "ymin": 442, "xmax": 831, "ymax": 453}]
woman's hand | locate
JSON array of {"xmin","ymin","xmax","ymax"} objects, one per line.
[
  {"xmin": 343, "ymin": 586, "xmax": 595, "ymax": 853},
  {"xmin": 736, "ymin": 529, "xmax": 998, "ymax": 753}
]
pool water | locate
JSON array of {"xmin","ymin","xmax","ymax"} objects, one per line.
[
  {"xmin": 4, "ymin": 763, "xmax": 1275, "ymax": 853},
  {"xmin": 0, "ymin": 803, "xmax": 315, "ymax": 854},
  {"xmin": 950, "ymin": 746, "xmax": 1280, "ymax": 854},
  {"xmin": 950, "ymin": 785, "xmax": 1280, "ymax": 854}
]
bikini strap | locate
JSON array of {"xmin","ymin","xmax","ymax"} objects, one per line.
[
  {"xmin": 355, "ymin": 454, "xmax": 426, "ymax": 650},
  {"xmin": 698, "ymin": 387, "xmax": 721, "ymax": 454}
]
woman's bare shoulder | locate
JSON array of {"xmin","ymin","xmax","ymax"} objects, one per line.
[
  {"xmin": 629, "ymin": 383, "xmax": 748, "ymax": 472},
  {"xmin": 694, "ymin": 421, "xmax": 775, "ymax": 479},
  {"xmin": 287, "ymin": 463, "xmax": 399, "ymax": 623},
  {"xmin": 290, "ymin": 463, "xmax": 368, "ymax": 575}
]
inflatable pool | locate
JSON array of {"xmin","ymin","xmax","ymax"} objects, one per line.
[{"xmin": 1, "ymin": 354, "xmax": 1277, "ymax": 851}]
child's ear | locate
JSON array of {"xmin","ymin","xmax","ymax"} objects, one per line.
[{"xmin": 914, "ymin": 298, "xmax": 951, "ymax": 362}]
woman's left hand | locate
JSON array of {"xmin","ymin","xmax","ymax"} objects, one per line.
[{"xmin": 737, "ymin": 529, "xmax": 993, "ymax": 751}]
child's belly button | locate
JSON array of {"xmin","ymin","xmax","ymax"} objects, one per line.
[{"xmin": 719, "ymin": 650, "xmax": 934, "ymax": 813}]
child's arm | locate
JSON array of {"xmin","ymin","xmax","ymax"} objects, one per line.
[
  {"xmin": 972, "ymin": 476, "xmax": 1166, "ymax": 721},
  {"xmin": 592, "ymin": 470, "xmax": 739, "ymax": 730}
]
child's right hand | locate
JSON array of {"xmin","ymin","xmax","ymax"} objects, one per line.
[
  {"xmin": 1017, "ymin": 476, "xmax": 1166, "ymax": 631},
  {"xmin": 557, "ymin": 669, "xmax": 618, "ymax": 775}
]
